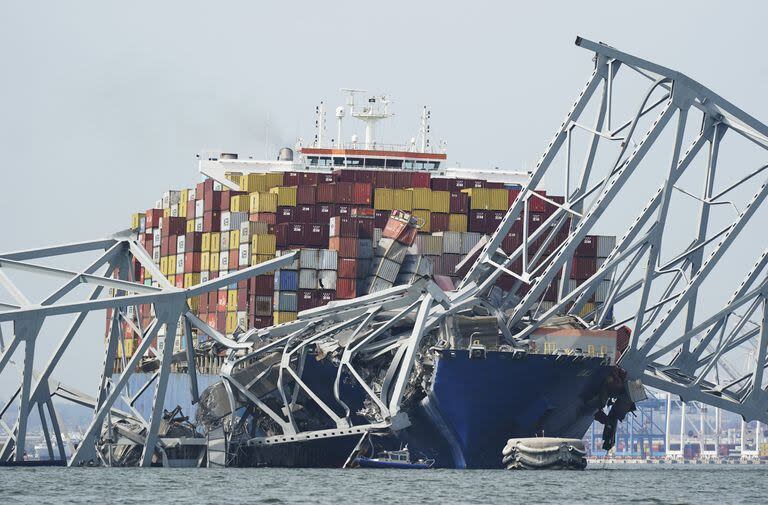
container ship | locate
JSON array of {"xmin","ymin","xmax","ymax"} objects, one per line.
[{"xmin": 115, "ymin": 91, "xmax": 633, "ymax": 469}]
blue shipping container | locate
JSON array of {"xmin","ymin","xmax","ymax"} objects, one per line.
[{"xmin": 274, "ymin": 270, "xmax": 299, "ymax": 291}]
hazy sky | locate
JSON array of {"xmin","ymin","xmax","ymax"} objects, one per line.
[{"xmin": 1, "ymin": 1, "xmax": 767, "ymax": 397}]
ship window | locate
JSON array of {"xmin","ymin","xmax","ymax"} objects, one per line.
[
  {"xmin": 333, "ymin": 157, "xmax": 345, "ymax": 166},
  {"xmin": 318, "ymin": 157, "xmax": 333, "ymax": 166},
  {"xmin": 347, "ymin": 158, "xmax": 362, "ymax": 166},
  {"xmin": 386, "ymin": 159, "xmax": 403, "ymax": 168},
  {"xmin": 365, "ymin": 158, "xmax": 385, "ymax": 168},
  {"xmin": 308, "ymin": 156, "xmax": 319, "ymax": 166},
  {"xmin": 427, "ymin": 162, "xmax": 440, "ymax": 170},
  {"xmin": 413, "ymin": 161, "xmax": 425, "ymax": 169},
  {"xmin": 403, "ymin": 160, "xmax": 414, "ymax": 169}
]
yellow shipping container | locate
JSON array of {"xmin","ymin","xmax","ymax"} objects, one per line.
[
  {"xmin": 273, "ymin": 311, "xmax": 297, "ymax": 325},
  {"xmin": 393, "ymin": 189, "xmax": 413, "ymax": 211},
  {"xmin": 464, "ymin": 188, "xmax": 509, "ymax": 211},
  {"xmin": 167, "ymin": 274, "xmax": 175, "ymax": 286},
  {"xmin": 168, "ymin": 256, "xmax": 176, "ymax": 275},
  {"xmin": 579, "ymin": 302, "xmax": 596, "ymax": 318},
  {"xmin": 200, "ymin": 252, "xmax": 210, "ymax": 271},
  {"xmin": 270, "ymin": 186, "xmax": 297, "ymax": 207},
  {"xmin": 117, "ymin": 338, "xmax": 135, "ymax": 359},
  {"xmin": 230, "ymin": 194, "xmax": 250, "ymax": 213},
  {"xmin": 251, "ymin": 254, "xmax": 274, "ymax": 266},
  {"xmin": 160, "ymin": 256, "xmax": 169, "ymax": 276},
  {"xmin": 448, "ymin": 214, "xmax": 468, "ymax": 232},
  {"xmin": 413, "ymin": 210, "xmax": 431, "ymax": 233},
  {"xmin": 227, "ymin": 290, "xmax": 238, "ymax": 311},
  {"xmin": 252, "ymin": 234, "xmax": 277, "ymax": 255},
  {"xmin": 225, "ymin": 311, "xmax": 238, "ymax": 334},
  {"xmin": 202, "ymin": 232, "xmax": 211, "ymax": 252},
  {"xmin": 266, "ymin": 172, "xmax": 284, "ymax": 189},
  {"xmin": 180, "ymin": 188, "xmax": 189, "ymax": 204},
  {"xmin": 229, "ymin": 230, "xmax": 240, "ymax": 246},
  {"xmin": 186, "ymin": 219, "xmax": 195, "ymax": 233},
  {"xmin": 178, "ymin": 199, "xmax": 187, "ymax": 218},
  {"xmin": 210, "ymin": 232, "xmax": 221, "ymax": 253},
  {"xmin": 431, "ymin": 191, "xmax": 450, "ymax": 214},
  {"xmin": 374, "ymin": 188, "xmax": 394, "ymax": 210},
  {"xmin": 410, "ymin": 188, "xmax": 432, "ymax": 210},
  {"xmin": 188, "ymin": 296, "xmax": 199, "ymax": 312},
  {"xmin": 240, "ymin": 173, "xmax": 265, "ymax": 193},
  {"xmin": 163, "ymin": 208, "xmax": 170, "ymax": 219},
  {"xmin": 184, "ymin": 273, "xmax": 200, "ymax": 287},
  {"xmin": 249, "ymin": 192, "xmax": 278, "ymax": 213},
  {"xmin": 225, "ymin": 171, "xmax": 242, "ymax": 186},
  {"xmin": 131, "ymin": 213, "xmax": 144, "ymax": 230},
  {"xmin": 210, "ymin": 252, "xmax": 220, "ymax": 272}
]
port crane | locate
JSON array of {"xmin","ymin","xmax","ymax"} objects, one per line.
[{"xmin": 2, "ymin": 37, "xmax": 768, "ymax": 466}]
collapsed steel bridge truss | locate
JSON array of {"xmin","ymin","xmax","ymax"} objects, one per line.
[
  {"xmin": 460, "ymin": 37, "xmax": 768, "ymax": 424},
  {"xmin": 0, "ymin": 233, "xmax": 295, "ymax": 465},
  {"xmin": 3, "ymin": 37, "xmax": 768, "ymax": 466}
]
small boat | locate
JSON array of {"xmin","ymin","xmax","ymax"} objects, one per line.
[{"xmin": 355, "ymin": 447, "xmax": 434, "ymax": 469}]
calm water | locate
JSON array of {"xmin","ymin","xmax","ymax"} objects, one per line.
[{"xmin": 1, "ymin": 465, "xmax": 765, "ymax": 504}]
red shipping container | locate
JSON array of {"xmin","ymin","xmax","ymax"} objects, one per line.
[
  {"xmin": 486, "ymin": 181, "xmax": 505, "ymax": 189},
  {"xmin": 529, "ymin": 190, "xmax": 548, "ymax": 213},
  {"xmin": 576, "ymin": 235, "xmax": 598, "ymax": 257},
  {"xmin": 374, "ymin": 210, "xmax": 389, "ymax": 229},
  {"xmin": 337, "ymin": 258, "xmax": 358, "ymax": 278},
  {"xmin": 203, "ymin": 210, "xmax": 221, "ymax": 231},
  {"xmin": 299, "ymin": 172, "xmax": 319, "ymax": 186},
  {"xmin": 297, "ymin": 289, "xmax": 318, "ymax": 311},
  {"xmin": 276, "ymin": 206, "xmax": 296, "ymax": 224},
  {"xmin": 469, "ymin": 210, "xmax": 489, "ymax": 233},
  {"xmin": 329, "ymin": 237, "xmax": 358, "ymax": 258},
  {"xmin": 431, "ymin": 213, "xmax": 450, "ymax": 232},
  {"xmin": 187, "ymin": 200, "xmax": 196, "ymax": 219},
  {"xmin": 250, "ymin": 315, "xmax": 274, "ymax": 329},
  {"xmin": 175, "ymin": 275, "xmax": 184, "ymax": 288},
  {"xmin": 229, "ymin": 248, "xmax": 239, "ymax": 269},
  {"xmin": 393, "ymin": 172, "xmax": 413, "ymax": 189},
  {"xmin": 317, "ymin": 204, "xmax": 333, "ymax": 223},
  {"xmin": 237, "ymin": 287, "xmax": 247, "ymax": 311},
  {"xmin": 306, "ymin": 224, "xmax": 329, "ymax": 247},
  {"xmin": 335, "ymin": 204, "xmax": 351, "ymax": 216},
  {"xmin": 336, "ymin": 278, "xmax": 358, "ymax": 299},
  {"xmin": 528, "ymin": 212, "xmax": 545, "ymax": 232},
  {"xmin": 203, "ymin": 190, "xmax": 223, "ymax": 211},
  {"xmin": 411, "ymin": 172, "xmax": 431, "ymax": 188},
  {"xmin": 449, "ymin": 192, "xmax": 469, "ymax": 214},
  {"xmin": 297, "ymin": 185, "xmax": 317, "ymax": 205},
  {"xmin": 319, "ymin": 173, "xmax": 335, "ymax": 183},
  {"xmin": 216, "ymin": 312, "xmax": 227, "ymax": 333},
  {"xmin": 352, "ymin": 182, "xmax": 372, "ymax": 205},
  {"xmin": 451, "ymin": 178, "xmax": 468, "ymax": 191},
  {"xmin": 431, "ymin": 178, "xmax": 450, "ymax": 191},
  {"xmin": 168, "ymin": 235, "xmax": 178, "ymax": 255},
  {"xmin": 145, "ymin": 208, "xmax": 164, "ymax": 229},
  {"xmin": 508, "ymin": 188, "xmax": 522, "ymax": 207},
  {"xmin": 185, "ymin": 252, "xmax": 201, "ymax": 272},
  {"xmin": 186, "ymin": 232, "xmax": 203, "ymax": 252},
  {"xmin": 337, "ymin": 170, "xmax": 355, "ymax": 182},
  {"xmin": 571, "ymin": 256, "xmax": 597, "ymax": 280},
  {"xmin": 330, "ymin": 216, "xmax": 358, "ymax": 237},
  {"xmin": 466, "ymin": 178, "xmax": 485, "ymax": 189},
  {"xmin": 283, "ymin": 172, "xmax": 300, "ymax": 186},
  {"xmin": 318, "ymin": 290, "xmax": 336, "ymax": 306},
  {"xmin": 199, "ymin": 294, "xmax": 208, "ymax": 312},
  {"xmin": 217, "ymin": 290, "xmax": 228, "ymax": 311},
  {"xmin": 250, "ymin": 212, "xmax": 276, "ymax": 225},
  {"xmin": 502, "ymin": 232, "xmax": 522, "ymax": 254},
  {"xmin": 335, "ymin": 182, "xmax": 354, "ymax": 204},
  {"xmin": 160, "ymin": 235, "xmax": 170, "ymax": 256},
  {"xmin": 353, "ymin": 170, "xmax": 375, "ymax": 183},
  {"xmin": 490, "ymin": 211, "xmax": 505, "ymax": 232},
  {"xmin": 296, "ymin": 205, "xmax": 317, "ymax": 223},
  {"xmin": 162, "ymin": 217, "xmax": 186, "ymax": 236},
  {"xmin": 250, "ymin": 274, "xmax": 275, "ymax": 296},
  {"xmin": 375, "ymin": 171, "xmax": 395, "ymax": 189},
  {"xmin": 356, "ymin": 218, "xmax": 374, "ymax": 239},
  {"xmin": 317, "ymin": 183, "xmax": 336, "ymax": 203}
]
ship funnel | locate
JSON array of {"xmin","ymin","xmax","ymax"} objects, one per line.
[{"xmin": 278, "ymin": 147, "xmax": 294, "ymax": 161}]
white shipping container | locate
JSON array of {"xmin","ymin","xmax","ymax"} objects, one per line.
[
  {"xmin": 375, "ymin": 257, "xmax": 401, "ymax": 283},
  {"xmin": 195, "ymin": 217, "xmax": 203, "ymax": 232},
  {"xmin": 220, "ymin": 231, "xmax": 230, "ymax": 251},
  {"xmin": 219, "ymin": 251, "xmax": 229, "ymax": 271},
  {"xmin": 373, "ymin": 228, "xmax": 383, "ymax": 244},
  {"xmin": 152, "ymin": 229, "xmax": 161, "ymax": 245},
  {"xmin": 200, "ymin": 271, "xmax": 210, "ymax": 283},
  {"xmin": 239, "ymin": 221, "xmax": 269, "ymax": 244},
  {"xmin": 461, "ymin": 232, "xmax": 483, "ymax": 255},
  {"xmin": 195, "ymin": 200, "xmax": 205, "ymax": 217},
  {"xmin": 376, "ymin": 239, "xmax": 409, "ymax": 264},
  {"xmin": 318, "ymin": 249, "xmax": 338, "ymax": 270},
  {"xmin": 595, "ymin": 279, "xmax": 611, "ymax": 303},
  {"xmin": 213, "ymin": 181, "xmax": 223, "ymax": 191},
  {"xmin": 152, "ymin": 246, "xmax": 161, "ymax": 263},
  {"xmin": 414, "ymin": 235, "xmax": 443, "ymax": 256},
  {"xmin": 188, "ymin": 188, "xmax": 196, "ymax": 201},
  {"xmin": 299, "ymin": 249, "xmax": 319, "ymax": 270},
  {"xmin": 155, "ymin": 200, "xmax": 163, "ymax": 210},
  {"xmin": 276, "ymin": 250, "xmax": 299, "ymax": 270},
  {"xmin": 317, "ymin": 270, "xmax": 337, "ymax": 290},
  {"xmin": 239, "ymin": 244, "xmax": 250, "ymax": 266},
  {"xmin": 434, "ymin": 231, "xmax": 462, "ymax": 254},
  {"xmin": 597, "ymin": 235, "xmax": 616, "ymax": 258},
  {"xmin": 252, "ymin": 295, "xmax": 272, "ymax": 316},
  {"xmin": 139, "ymin": 216, "xmax": 146, "ymax": 233},
  {"xmin": 170, "ymin": 204, "xmax": 179, "ymax": 217},
  {"xmin": 400, "ymin": 254, "xmax": 420, "ymax": 274},
  {"xmin": 369, "ymin": 276, "xmax": 393, "ymax": 294},
  {"xmin": 299, "ymin": 269, "xmax": 318, "ymax": 290},
  {"xmin": 236, "ymin": 311, "xmax": 247, "ymax": 331},
  {"xmin": 220, "ymin": 211, "xmax": 231, "ymax": 232},
  {"xmin": 230, "ymin": 212, "xmax": 248, "ymax": 231},
  {"xmin": 177, "ymin": 235, "xmax": 186, "ymax": 253},
  {"xmin": 176, "ymin": 254, "xmax": 185, "ymax": 273}
]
